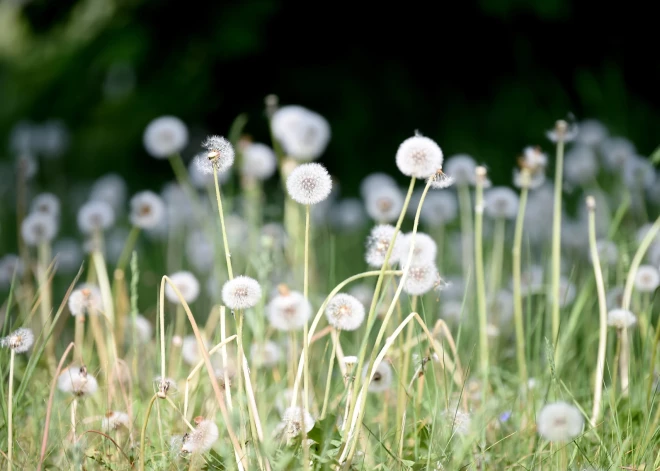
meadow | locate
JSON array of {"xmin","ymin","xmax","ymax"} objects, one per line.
[{"xmin": 1, "ymin": 99, "xmax": 660, "ymax": 470}]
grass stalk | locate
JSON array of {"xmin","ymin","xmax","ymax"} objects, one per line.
[
  {"xmin": 512, "ymin": 174, "xmax": 529, "ymax": 391},
  {"xmin": 551, "ymin": 120, "xmax": 568, "ymax": 352}
]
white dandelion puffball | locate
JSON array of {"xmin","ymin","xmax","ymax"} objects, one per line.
[
  {"xmin": 197, "ymin": 135, "xmax": 235, "ymax": 175},
  {"xmin": 364, "ymin": 361, "xmax": 393, "ymax": 393},
  {"xmin": 68, "ymin": 284, "xmax": 102, "ymax": 316},
  {"xmin": 343, "ymin": 356, "xmax": 358, "ymax": 368},
  {"xmin": 280, "ymin": 407, "xmax": 315, "ymax": 439},
  {"xmin": 420, "ymin": 191, "xmax": 458, "ymax": 227},
  {"xmin": 271, "ymin": 105, "xmax": 330, "ymax": 161},
  {"xmin": 0, "ymin": 254, "xmax": 23, "ymax": 289},
  {"xmin": 185, "ymin": 230, "xmax": 214, "ymax": 274},
  {"xmin": 21, "ymin": 212, "xmax": 58, "ymax": 246},
  {"xmin": 267, "ymin": 289, "xmax": 312, "ymax": 331},
  {"xmin": 53, "ymin": 238, "xmax": 83, "ymax": 274},
  {"xmin": 403, "ymin": 262, "xmax": 440, "ymax": 295},
  {"xmin": 77, "ymin": 200, "xmax": 115, "ymax": 234},
  {"xmin": 536, "ymin": 401, "xmax": 584, "ymax": 442},
  {"xmin": 398, "ymin": 232, "xmax": 437, "ymax": 265},
  {"xmin": 250, "ymin": 340, "xmax": 283, "ymax": 368},
  {"xmin": 1, "ymin": 328, "xmax": 34, "ymax": 353},
  {"xmin": 577, "ymin": 119, "xmax": 608, "ymax": 146},
  {"xmin": 484, "ymin": 187, "xmax": 519, "ymax": 219},
  {"xmin": 564, "ymin": 145, "xmax": 600, "ymax": 187},
  {"xmin": 442, "ymin": 409, "xmax": 472, "ymax": 436},
  {"xmin": 129, "ymin": 191, "xmax": 165, "ymax": 229},
  {"xmin": 624, "ymin": 155, "xmax": 655, "ymax": 190},
  {"xmin": 90, "ymin": 173, "xmax": 128, "ymax": 212},
  {"xmin": 241, "ymin": 142, "xmax": 277, "ymax": 180},
  {"xmin": 634, "ymin": 265, "xmax": 660, "ymax": 292},
  {"xmin": 57, "ymin": 366, "xmax": 98, "ymax": 397},
  {"xmin": 325, "ymin": 293, "xmax": 366, "ymax": 331},
  {"xmin": 600, "ymin": 136, "xmax": 635, "ymax": 171},
  {"xmin": 365, "ymin": 224, "xmax": 402, "ymax": 267},
  {"xmin": 607, "ymin": 309, "xmax": 637, "ymax": 329},
  {"xmin": 444, "ymin": 154, "xmax": 477, "ymax": 186},
  {"xmin": 286, "ymin": 162, "xmax": 332, "ymax": 205},
  {"xmin": 189, "ymin": 153, "xmax": 230, "ymax": 188},
  {"xmin": 222, "ymin": 275, "xmax": 262, "ymax": 310},
  {"xmin": 182, "ymin": 419, "xmax": 219, "ymax": 454},
  {"xmin": 30, "ymin": 193, "xmax": 60, "ymax": 218},
  {"xmin": 132, "ymin": 315, "xmax": 153, "ymax": 344},
  {"xmin": 143, "ymin": 116, "xmax": 188, "ymax": 158},
  {"xmin": 360, "ymin": 172, "xmax": 398, "ymax": 199},
  {"xmin": 395, "ymin": 133, "xmax": 444, "ymax": 179},
  {"xmin": 165, "ymin": 271, "xmax": 200, "ymax": 304},
  {"xmin": 181, "ymin": 335, "xmax": 211, "ymax": 366},
  {"xmin": 522, "ymin": 146, "xmax": 548, "ymax": 171},
  {"xmin": 102, "ymin": 411, "xmax": 130, "ymax": 431},
  {"xmin": 546, "ymin": 121, "xmax": 578, "ymax": 143},
  {"xmin": 365, "ymin": 185, "xmax": 404, "ymax": 223}
]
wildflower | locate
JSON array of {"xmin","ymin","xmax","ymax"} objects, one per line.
[
  {"xmin": 143, "ymin": 116, "xmax": 188, "ymax": 158},
  {"xmin": 600, "ymin": 136, "xmax": 635, "ymax": 171},
  {"xmin": 271, "ymin": 105, "xmax": 330, "ymax": 161},
  {"xmin": 325, "ymin": 293, "xmax": 365, "ymax": 331},
  {"xmin": 365, "ymin": 224, "xmax": 402, "ymax": 267},
  {"xmin": 545, "ymin": 120, "xmax": 578, "ymax": 143},
  {"xmin": 0, "ymin": 255, "xmax": 23, "ymax": 289},
  {"xmin": 607, "ymin": 309, "xmax": 637, "ymax": 329},
  {"xmin": 403, "ymin": 262, "xmax": 440, "ymax": 295},
  {"xmin": 419, "ymin": 191, "xmax": 458, "ymax": 227},
  {"xmin": 68, "ymin": 284, "xmax": 102, "ymax": 316},
  {"xmin": 267, "ymin": 285, "xmax": 311, "ymax": 331},
  {"xmin": 165, "ymin": 271, "xmax": 200, "ymax": 304},
  {"xmin": 484, "ymin": 187, "xmax": 519, "ymax": 219},
  {"xmin": 536, "ymin": 401, "xmax": 584, "ymax": 442},
  {"xmin": 634, "ymin": 265, "xmax": 660, "ymax": 292},
  {"xmin": 77, "ymin": 200, "xmax": 115, "ymax": 234},
  {"xmin": 197, "ymin": 135, "xmax": 235, "ymax": 175},
  {"xmin": 102, "ymin": 411, "xmax": 130, "ymax": 431},
  {"xmin": 286, "ymin": 162, "xmax": 333, "ymax": 205},
  {"xmin": 1, "ymin": 328, "xmax": 34, "ymax": 353},
  {"xmin": 576, "ymin": 119, "xmax": 608, "ymax": 146},
  {"xmin": 279, "ymin": 407, "xmax": 315, "ymax": 439},
  {"xmin": 250, "ymin": 340, "xmax": 283, "ymax": 368},
  {"xmin": 395, "ymin": 133, "xmax": 444, "ymax": 179},
  {"xmin": 444, "ymin": 154, "xmax": 477, "ymax": 186},
  {"xmin": 181, "ymin": 335, "xmax": 212, "ymax": 366},
  {"xmin": 365, "ymin": 185, "xmax": 404, "ymax": 223},
  {"xmin": 222, "ymin": 275, "xmax": 262, "ymax": 310},
  {"xmin": 364, "ymin": 360, "xmax": 393, "ymax": 393},
  {"xmin": 21, "ymin": 212, "xmax": 58, "ymax": 246},
  {"xmin": 360, "ymin": 173, "xmax": 398, "ymax": 199},
  {"xmin": 241, "ymin": 142, "xmax": 277, "ymax": 180},
  {"xmin": 30, "ymin": 193, "xmax": 60, "ymax": 218},
  {"xmin": 57, "ymin": 366, "xmax": 98, "ymax": 397},
  {"xmin": 181, "ymin": 417, "xmax": 219, "ymax": 454},
  {"xmin": 129, "ymin": 191, "xmax": 165, "ymax": 229},
  {"xmin": 398, "ymin": 232, "xmax": 437, "ymax": 264}
]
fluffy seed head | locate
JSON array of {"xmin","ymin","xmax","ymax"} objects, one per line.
[
  {"xmin": 444, "ymin": 155, "xmax": 477, "ymax": 186},
  {"xmin": 607, "ymin": 309, "xmax": 637, "ymax": 329},
  {"xmin": 143, "ymin": 116, "xmax": 188, "ymax": 158},
  {"xmin": 419, "ymin": 191, "xmax": 458, "ymax": 227},
  {"xmin": 154, "ymin": 376, "xmax": 178, "ymax": 397},
  {"xmin": 536, "ymin": 401, "xmax": 584, "ymax": 442},
  {"xmin": 77, "ymin": 200, "xmax": 115, "ymax": 234},
  {"xmin": 0, "ymin": 255, "xmax": 23, "ymax": 289},
  {"xmin": 129, "ymin": 191, "xmax": 165, "ymax": 229},
  {"xmin": 132, "ymin": 315, "xmax": 153, "ymax": 344},
  {"xmin": 21, "ymin": 212, "xmax": 58, "ymax": 246},
  {"xmin": 30, "ymin": 193, "xmax": 60, "ymax": 218},
  {"xmin": 634, "ymin": 265, "xmax": 660, "ymax": 292},
  {"xmin": 241, "ymin": 142, "xmax": 277, "ymax": 180},
  {"xmin": 286, "ymin": 163, "xmax": 332, "ymax": 205},
  {"xmin": 365, "ymin": 185, "xmax": 404, "ymax": 223},
  {"xmin": 403, "ymin": 262, "xmax": 440, "ymax": 295},
  {"xmin": 395, "ymin": 133, "xmax": 444, "ymax": 179},
  {"xmin": 365, "ymin": 224, "xmax": 402, "ymax": 267},
  {"xmin": 222, "ymin": 275, "xmax": 262, "ymax": 310},
  {"xmin": 68, "ymin": 284, "xmax": 102, "ymax": 316},
  {"xmin": 360, "ymin": 173, "xmax": 398, "ymax": 199},
  {"xmin": 441, "ymin": 409, "xmax": 471, "ymax": 436},
  {"xmin": 165, "ymin": 271, "xmax": 200, "ymax": 304},
  {"xmin": 181, "ymin": 335, "xmax": 211, "ymax": 366},
  {"xmin": 198, "ymin": 135, "xmax": 235, "ymax": 174},
  {"xmin": 427, "ymin": 169, "xmax": 455, "ymax": 189},
  {"xmin": 564, "ymin": 145, "xmax": 599, "ymax": 187},
  {"xmin": 546, "ymin": 120, "xmax": 579, "ymax": 143},
  {"xmin": 484, "ymin": 187, "xmax": 519, "ymax": 219},
  {"xmin": 90, "ymin": 173, "xmax": 128, "ymax": 212},
  {"xmin": 267, "ymin": 288, "xmax": 311, "ymax": 331},
  {"xmin": 271, "ymin": 105, "xmax": 330, "ymax": 161},
  {"xmin": 364, "ymin": 361, "xmax": 393, "ymax": 393},
  {"xmin": 600, "ymin": 137, "xmax": 635, "ymax": 171},
  {"xmin": 250, "ymin": 340, "xmax": 283, "ymax": 368},
  {"xmin": 280, "ymin": 407, "xmax": 315, "ymax": 439},
  {"xmin": 398, "ymin": 232, "xmax": 437, "ymax": 265},
  {"xmin": 325, "ymin": 293, "xmax": 366, "ymax": 331},
  {"xmin": 577, "ymin": 119, "xmax": 608, "ymax": 146},
  {"xmin": 181, "ymin": 418, "xmax": 219, "ymax": 454},
  {"xmin": 57, "ymin": 366, "xmax": 98, "ymax": 397},
  {"xmin": 624, "ymin": 155, "xmax": 655, "ymax": 190},
  {"xmin": 102, "ymin": 411, "xmax": 130, "ymax": 431},
  {"xmin": 1, "ymin": 328, "xmax": 34, "ymax": 353}
]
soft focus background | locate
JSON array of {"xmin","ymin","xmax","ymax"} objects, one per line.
[{"xmin": 1, "ymin": 0, "xmax": 659, "ymax": 192}]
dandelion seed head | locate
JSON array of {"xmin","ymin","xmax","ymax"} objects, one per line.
[
  {"xmin": 21, "ymin": 212, "xmax": 58, "ymax": 246},
  {"xmin": 536, "ymin": 401, "xmax": 584, "ymax": 442},
  {"xmin": 199, "ymin": 135, "xmax": 235, "ymax": 174},
  {"xmin": 165, "ymin": 271, "xmax": 200, "ymax": 304},
  {"xmin": 271, "ymin": 105, "xmax": 330, "ymax": 161},
  {"xmin": 546, "ymin": 120, "xmax": 579, "ymax": 143},
  {"xmin": 343, "ymin": 356, "xmax": 358, "ymax": 368},
  {"xmin": 57, "ymin": 366, "xmax": 98, "ymax": 397},
  {"xmin": 77, "ymin": 200, "xmax": 115, "ymax": 234},
  {"xmin": 484, "ymin": 187, "xmax": 519, "ymax": 219},
  {"xmin": 624, "ymin": 155, "xmax": 655, "ymax": 190},
  {"xmin": 155, "ymin": 376, "xmax": 178, "ymax": 397},
  {"xmin": 600, "ymin": 136, "xmax": 635, "ymax": 171},
  {"xmin": 330, "ymin": 198, "xmax": 367, "ymax": 232},
  {"xmin": 241, "ymin": 142, "xmax": 277, "ymax": 180},
  {"xmin": 185, "ymin": 230, "xmax": 214, "ymax": 274},
  {"xmin": 90, "ymin": 173, "xmax": 128, "ymax": 213},
  {"xmin": 564, "ymin": 145, "xmax": 599, "ymax": 187},
  {"xmin": 286, "ymin": 163, "xmax": 332, "ymax": 205},
  {"xmin": 365, "ymin": 185, "xmax": 404, "ymax": 223},
  {"xmin": 360, "ymin": 173, "xmax": 398, "ymax": 200},
  {"xmin": 1, "ymin": 328, "xmax": 34, "ymax": 353},
  {"xmin": 444, "ymin": 155, "xmax": 477, "ymax": 186},
  {"xmin": 132, "ymin": 314, "xmax": 153, "ymax": 344},
  {"xmin": 250, "ymin": 340, "xmax": 283, "ymax": 368},
  {"xmin": 607, "ymin": 309, "xmax": 637, "ymax": 329},
  {"xmin": 593, "ymin": 240, "xmax": 618, "ymax": 266},
  {"xmin": 403, "ymin": 262, "xmax": 440, "ymax": 296},
  {"xmin": 398, "ymin": 232, "xmax": 437, "ymax": 265},
  {"xmin": 428, "ymin": 168, "xmax": 454, "ymax": 189},
  {"xmin": 363, "ymin": 361, "xmax": 393, "ymax": 393},
  {"xmin": 365, "ymin": 224, "xmax": 402, "ymax": 267},
  {"xmin": 102, "ymin": 411, "xmax": 130, "ymax": 431},
  {"xmin": 441, "ymin": 409, "xmax": 471, "ymax": 436},
  {"xmin": 576, "ymin": 119, "xmax": 608, "ymax": 146},
  {"xmin": 30, "ymin": 193, "xmax": 60, "ymax": 218},
  {"xmin": 325, "ymin": 293, "xmax": 365, "ymax": 331},
  {"xmin": 181, "ymin": 419, "xmax": 219, "ymax": 454},
  {"xmin": 634, "ymin": 265, "xmax": 659, "ymax": 292},
  {"xmin": 419, "ymin": 191, "xmax": 457, "ymax": 227},
  {"xmin": 181, "ymin": 335, "xmax": 211, "ymax": 366},
  {"xmin": 280, "ymin": 407, "xmax": 315, "ymax": 439},
  {"xmin": 143, "ymin": 116, "xmax": 188, "ymax": 158},
  {"xmin": 395, "ymin": 133, "xmax": 444, "ymax": 179},
  {"xmin": 68, "ymin": 284, "xmax": 102, "ymax": 316},
  {"xmin": 222, "ymin": 275, "xmax": 262, "ymax": 310},
  {"xmin": 267, "ymin": 288, "xmax": 311, "ymax": 331},
  {"xmin": 129, "ymin": 191, "xmax": 165, "ymax": 229}
]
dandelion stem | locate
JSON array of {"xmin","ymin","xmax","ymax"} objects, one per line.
[
  {"xmin": 489, "ymin": 217, "xmax": 506, "ymax": 296},
  {"xmin": 115, "ymin": 226, "xmax": 141, "ymax": 273},
  {"xmin": 7, "ymin": 349, "xmax": 15, "ymax": 471},
  {"xmin": 138, "ymin": 394, "xmax": 158, "ymax": 471},
  {"xmin": 457, "ymin": 183, "xmax": 474, "ymax": 281},
  {"xmin": 71, "ymin": 397, "xmax": 78, "ymax": 444},
  {"xmin": 587, "ymin": 196, "xmax": 608, "ymax": 426},
  {"xmin": 301, "ymin": 204, "xmax": 312, "ymax": 470},
  {"xmin": 37, "ymin": 241, "xmax": 56, "ymax": 373},
  {"xmin": 321, "ymin": 329, "xmax": 339, "ymax": 419},
  {"xmin": 474, "ymin": 167, "xmax": 489, "ymax": 394},
  {"xmin": 512, "ymin": 177, "xmax": 529, "ymax": 392},
  {"xmin": 213, "ymin": 167, "xmax": 234, "ymax": 280},
  {"xmin": 551, "ymin": 121, "xmax": 567, "ymax": 354}
]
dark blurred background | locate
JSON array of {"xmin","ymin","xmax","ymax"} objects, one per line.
[{"xmin": 1, "ymin": 0, "xmax": 659, "ymax": 193}]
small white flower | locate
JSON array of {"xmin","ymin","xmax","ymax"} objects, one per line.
[
  {"xmin": 360, "ymin": 173, "xmax": 398, "ymax": 200},
  {"xmin": 444, "ymin": 155, "xmax": 476, "ymax": 186},
  {"xmin": 21, "ymin": 212, "xmax": 58, "ymax": 246},
  {"xmin": 250, "ymin": 341, "xmax": 283, "ymax": 368},
  {"xmin": 222, "ymin": 275, "xmax": 262, "ymax": 310},
  {"xmin": 536, "ymin": 401, "xmax": 584, "ymax": 442},
  {"xmin": 30, "ymin": 193, "xmax": 60, "ymax": 218},
  {"xmin": 634, "ymin": 265, "xmax": 660, "ymax": 292},
  {"xmin": 365, "ymin": 185, "xmax": 404, "ymax": 223},
  {"xmin": 365, "ymin": 224, "xmax": 402, "ymax": 267},
  {"xmin": 1, "ymin": 328, "xmax": 34, "ymax": 353},
  {"xmin": 143, "ymin": 116, "xmax": 188, "ymax": 158},
  {"xmin": 403, "ymin": 262, "xmax": 440, "ymax": 295},
  {"xmin": 279, "ymin": 407, "xmax": 315, "ymax": 439},
  {"xmin": 102, "ymin": 411, "xmax": 130, "ymax": 431},
  {"xmin": 241, "ymin": 142, "xmax": 277, "ymax": 180},
  {"xmin": 197, "ymin": 135, "xmax": 235, "ymax": 174},
  {"xmin": 57, "ymin": 366, "xmax": 98, "ymax": 397},
  {"xmin": 286, "ymin": 162, "xmax": 333, "ymax": 205},
  {"xmin": 364, "ymin": 361, "xmax": 393, "ymax": 393},
  {"xmin": 271, "ymin": 105, "xmax": 330, "ymax": 161},
  {"xmin": 267, "ymin": 288, "xmax": 311, "ymax": 331},
  {"xmin": 165, "ymin": 271, "xmax": 200, "ymax": 304},
  {"xmin": 90, "ymin": 173, "xmax": 128, "ymax": 213},
  {"xmin": 395, "ymin": 133, "xmax": 444, "ymax": 179},
  {"xmin": 607, "ymin": 309, "xmax": 636, "ymax": 329},
  {"xmin": 182, "ymin": 418, "xmax": 219, "ymax": 454},
  {"xmin": 68, "ymin": 284, "xmax": 102, "ymax": 316},
  {"xmin": 325, "ymin": 293, "xmax": 365, "ymax": 331},
  {"xmin": 484, "ymin": 187, "xmax": 519, "ymax": 219},
  {"xmin": 398, "ymin": 232, "xmax": 437, "ymax": 265},
  {"xmin": 77, "ymin": 200, "xmax": 115, "ymax": 234},
  {"xmin": 129, "ymin": 191, "xmax": 166, "ymax": 229}
]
